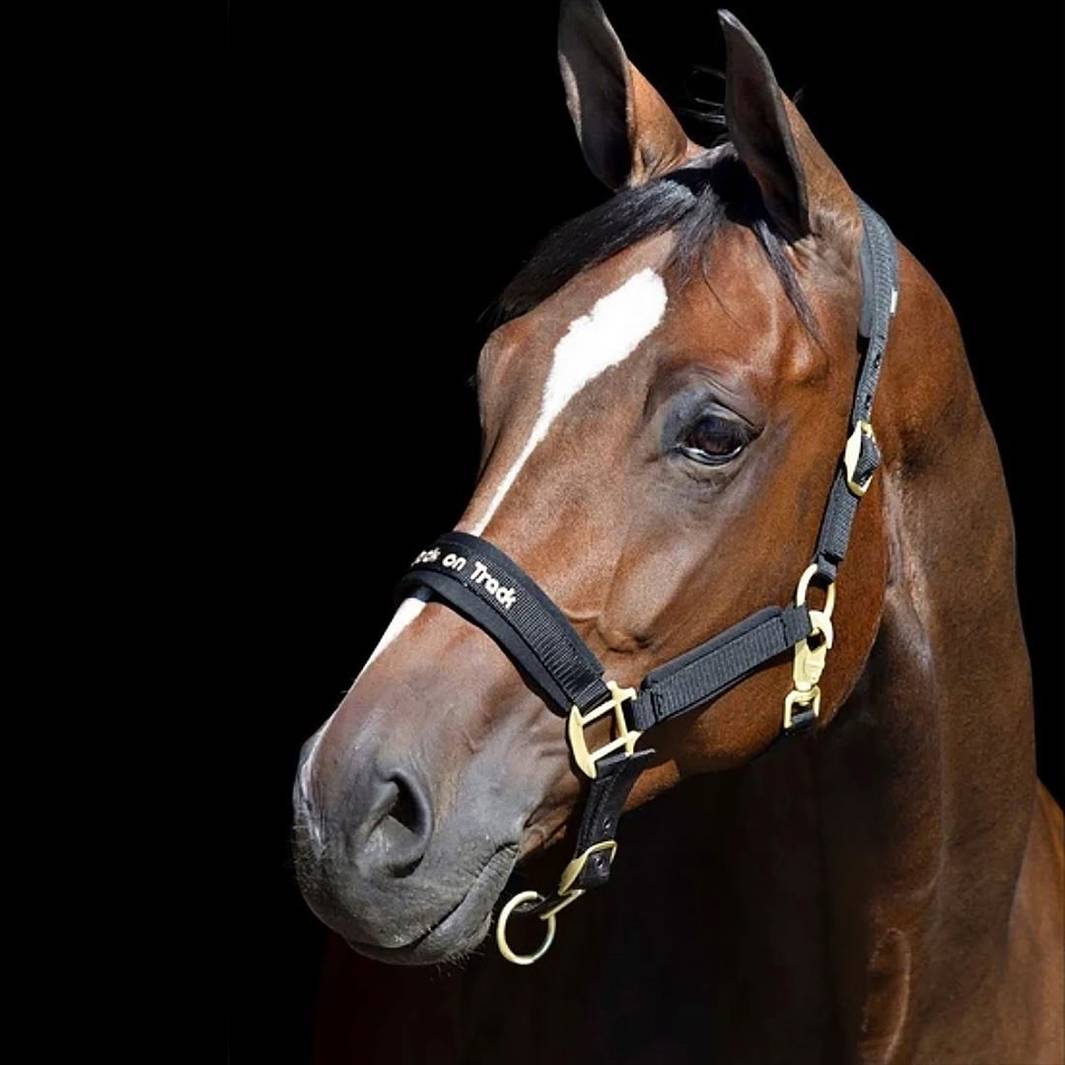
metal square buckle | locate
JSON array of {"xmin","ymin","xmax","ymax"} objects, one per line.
[
  {"xmin": 843, "ymin": 420, "xmax": 876, "ymax": 496},
  {"xmin": 567, "ymin": 680, "xmax": 640, "ymax": 779}
]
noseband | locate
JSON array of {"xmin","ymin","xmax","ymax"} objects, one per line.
[{"xmin": 396, "ymin": 199, "xmax": 898, "ymax": 965}]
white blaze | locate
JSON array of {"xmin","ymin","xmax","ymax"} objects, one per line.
[
  {"xmin": 352, "ymin": 596, "xmax": 427, "ymax": 683},
  {"xmin": 470, "ymin": 268, "xmax": 668, "ymax": 534},
  {"xmin": 298, "ymin": 596, "xmax": 427, "ymax": 800},
  {"xmin": 302, "ymin": 269, "xmax": 667, "ymax": 804}
]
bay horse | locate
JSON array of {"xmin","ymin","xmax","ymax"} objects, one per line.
[{"xmin": 293, "ymin": 4, "xmax": 1064, "ymax": 1061}]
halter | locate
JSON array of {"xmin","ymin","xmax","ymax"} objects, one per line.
[{"xmin": 396, "ymin": 198, "xmax": 898, "ymax": 965}]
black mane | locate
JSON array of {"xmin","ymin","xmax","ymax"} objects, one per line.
[{"xmin": 496, "ymin": 145, "xmax": 815, "ymax": 333}]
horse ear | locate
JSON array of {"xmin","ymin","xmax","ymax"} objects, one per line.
[
  {"xmin": 558, "ymin": 0, "xmax": 702, "ymax": 190},
  {"xmin": 718, "ymin": 9, "xmax": 853, "ymax": 243}
]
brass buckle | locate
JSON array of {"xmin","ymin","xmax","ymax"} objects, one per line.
[
  {"xmin": 495, "ymin": 842, "xmax": 618, "ymax": 965},
  {"xmin": 843, "ymin": 420, "xmax": 876, "ymax": 496},
  {"xmin": 567, "ymin": 681, "xmax": 640, "ymax": 779},
  {"xmin": 784, "ymin": 565, "xmax": 836, "ymax": 731},
  {"xmin": 783, "ymin": 686, "xmax": 821, "ymax": 730},
  {"xmin": 552, "ymin": 839, "xmax": 617, "ymax": 905}
]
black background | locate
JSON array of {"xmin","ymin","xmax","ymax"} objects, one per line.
[{"xmin": 230, "ymin": 3, "xmax": 1062, "ymax": 1060}]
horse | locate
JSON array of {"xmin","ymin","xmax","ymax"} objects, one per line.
[{"xmin": 292, "ymin": 4, "xmax": 1064, "ymax": 1061}]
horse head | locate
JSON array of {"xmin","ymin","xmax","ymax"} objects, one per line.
[{"xmin": 293, "ymin": 3, "xmax": 889, "ymax": 965}]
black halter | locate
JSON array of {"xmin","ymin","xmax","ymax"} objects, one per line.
[{"xmin": 396, "ymin": 199, "xmax": 899, "ymax": 964}]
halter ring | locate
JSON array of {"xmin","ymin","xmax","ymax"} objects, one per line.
[
  {"xmin": 795, "ymin": 563, "xmax": 836, "ymax": 620},
  {"xmin": 496, "ymin": 891, "xmax": 557, "ymax": 966}
]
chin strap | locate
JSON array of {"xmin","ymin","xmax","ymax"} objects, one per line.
[{"xmin": 395, "ymin": 198, "xmax": 898, "ymax": 965}]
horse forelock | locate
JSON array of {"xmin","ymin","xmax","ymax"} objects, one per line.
[{"xmin": 496, "ymin": 144, "xmax": 817, "ymax": 336}]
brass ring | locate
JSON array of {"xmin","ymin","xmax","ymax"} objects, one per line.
[
  {"xmin": 496, "ymin": 890, "xmax": 556, "ymax": 966},
  {"xmin": 795, "ymin": 563, "xmax": 836, "ymax": 620}
]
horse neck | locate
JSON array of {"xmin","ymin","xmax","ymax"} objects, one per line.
[{"xmin": 808, "ymin": 246, "xmax": 1036, "ymax": 1058}]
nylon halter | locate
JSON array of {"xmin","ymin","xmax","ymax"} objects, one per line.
[{"xmin": 397, "ymin": 198, "xmax": 899, "ymax": 965}]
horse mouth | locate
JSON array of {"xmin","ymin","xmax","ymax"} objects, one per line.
[{"xmin": 344, "ymin": 844, "xmax": 520, "ymax": 965}]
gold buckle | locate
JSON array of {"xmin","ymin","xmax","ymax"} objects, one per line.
[
  {"xmin": 843, "ymin": 420, "xmax": 876, "ymax": 496},
  {"xmin": 567, "ymin": 680, "xmax": 640, "ymax": 779},
  {"xmin": 558, "ymin": 840, "xmax": 616, "ymax": 896},
  {"xmin": 495, "ymin": 842, "xmax": 618, "ymax": 965},
  {"xmin": 784, "ymin": 565, "xmax": 836, "ymax": 731},
  {"xmin": 783, "ymin": 686, "xmax": 821, "ymax": 730}
]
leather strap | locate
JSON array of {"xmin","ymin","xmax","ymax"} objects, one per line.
[
  {"xmin": 632, "ymin": 605, "xmax": 812, "ymax": 730},
  {"xmin": 524, "ymin": 748, "xmax": 656, "ymax": 918},
  {"xmin": 397, "ymin": 531, "xmax": 611, "ymax": 715},
  {"xmin": 812, "ymin": 200, "xmax": 898, "ymax": 582}
]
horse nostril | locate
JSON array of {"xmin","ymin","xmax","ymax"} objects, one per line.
[
  {"xmin": 373, "ymin": 770, "xmax": 433, "ymax": 878},
  {"xmin": 390, "ymin": 774, "xmax": 424, "ymax": 835}
]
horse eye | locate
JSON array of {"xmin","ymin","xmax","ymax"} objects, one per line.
[{"xmin": 676, "ymin": 414, "xmax": 749, "ymax": 465}]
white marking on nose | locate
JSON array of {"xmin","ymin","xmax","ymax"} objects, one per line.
[
  {"xmin": 298, "ymin": 596, "xmax": 427, "ymax": 804},
  {"xmin": 353, "ymin": 596, "xmax": 427, "ymax": 684},
  {"xmin": 469, "ymin": 268, "xmax": 668, "ymax": 535}
]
